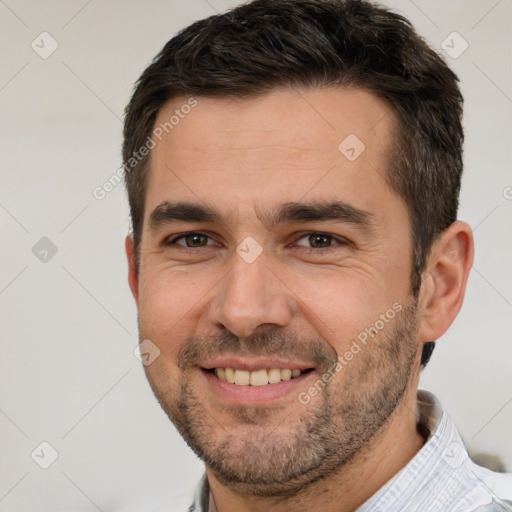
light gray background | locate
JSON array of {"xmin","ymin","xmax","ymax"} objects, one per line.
[{"xmin": 1, "ymin": 0, "xmax": 511, "ymax": 510}]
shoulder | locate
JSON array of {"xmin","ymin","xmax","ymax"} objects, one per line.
[{"xmin": 449, "ymin": 458, "xmax": 512, "ymax": 511}]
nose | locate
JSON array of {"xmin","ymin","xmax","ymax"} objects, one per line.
[{"xmin": 206, "ymin": 251, "xmax": 294, "ymax": 339}]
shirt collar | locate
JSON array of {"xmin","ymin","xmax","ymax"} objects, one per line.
[
  {"xmin": 357, "ymin": 389, "xmax": 467, "ymax": 511},
  {"xmin": 189, "ymin": 472, "xmax": 210, "ymax": 512}
]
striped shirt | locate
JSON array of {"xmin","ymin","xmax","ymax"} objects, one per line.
[{"xmin": 189, "ymin": 390, "xmax": 512, "ymax": 511}]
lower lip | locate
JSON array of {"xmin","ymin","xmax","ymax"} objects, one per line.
[{"xmin": 201, "ymin": 369, "xmax": 315, "ymax": 406}]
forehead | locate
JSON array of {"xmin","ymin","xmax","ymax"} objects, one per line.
[{"xmin": 146, "ymin": 87, "xmax": 399, "ymax": 223}]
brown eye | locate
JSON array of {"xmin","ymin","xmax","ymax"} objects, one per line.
[
  {"xmin": 169, "ymin": 232, "xmax": 214, "ymax": 247},
  {"xmin": 295, "ymin": 232, "xmax": 341, "ymax": 249},
  {"xmin": 308, "ymin": 233, "xmax": 333, "ymax": 248},
  {"xmin": 183, "ymin": 234, "xmax": 208, "ymax": 247}
]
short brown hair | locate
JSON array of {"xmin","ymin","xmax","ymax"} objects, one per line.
[{"xmin": 123, "ymin": 0, "xmax": 464, "ymax": 367}]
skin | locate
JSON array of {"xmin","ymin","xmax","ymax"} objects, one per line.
[{"xmin": 126, "ymin": 87, "xmax": 474, "ymax": 511}]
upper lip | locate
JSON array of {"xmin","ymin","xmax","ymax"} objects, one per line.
[{"xmin": 200, "ymin": 356, "xmax": 315, "ymax": 372}]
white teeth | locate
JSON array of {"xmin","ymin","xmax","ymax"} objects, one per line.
[
  {"xmin": 268, "ymin": 368, "xmax": 281, "ymax": 384},
  {"xmin": 280, "ymin": 368, "xmax": 292, "ymax": 381},
  {"xmin": 225, "ymin": 367, "xmax": 235, "ymax": 383},
  {"xmin": 250, "ymin": 369, "xmax": 269, "ymax": 386},
  {"xmin": 234, "ymin": 369, "xmax": 250, "ymax": 386},
  {"xmin": 212, "ymin": 367, "xmax": 305, "ymax": 385}
]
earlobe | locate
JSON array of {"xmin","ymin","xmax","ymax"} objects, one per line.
[
  {"xmin": 418, "ymin": 221, "xmax": 474, "ymax": 342},
  {"xmin": 125, "ymin": 235, "xmax": 139, "ymax": 303}
]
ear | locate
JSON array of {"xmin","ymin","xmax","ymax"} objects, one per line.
[
  {"xmin": 125, "ymin": 235, "xmax": 139, "ymax": 303},
  {"xmin": 417, "ymin": 221, "xmax": 474, "ymax": 342}
]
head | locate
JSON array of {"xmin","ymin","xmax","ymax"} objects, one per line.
[{"xmin": 123, "ymin": 0, "xmax": 473, "ymax": 498}]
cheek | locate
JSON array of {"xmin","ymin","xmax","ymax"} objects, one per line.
[
  {"xmin": 137, "ymin": 271, "xmax": 207, "ymax": 362},
  {"xmin": 288, "ymin": 268, "xmax": 399, "ymax": 351}
]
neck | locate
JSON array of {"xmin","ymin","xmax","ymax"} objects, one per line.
[{"xmin": 206, "ymin": 383, "xmax": 425, "ymax": 512}]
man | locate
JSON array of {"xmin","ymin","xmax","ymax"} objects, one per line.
[{"xmin": 123, "ymin": 0, "xmax": 512, "ymax": 510}]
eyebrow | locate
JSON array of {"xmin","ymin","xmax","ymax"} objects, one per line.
[{"xmin": 148, "ymin": 200, "xmax": 376, "ymax": 234}]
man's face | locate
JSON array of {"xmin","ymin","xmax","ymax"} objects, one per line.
[{"xmin": 129, "ymin": 87, "xmax": 422, "ymax": 495}]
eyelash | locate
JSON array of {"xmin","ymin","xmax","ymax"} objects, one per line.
[{"xmin": 165, "ymin": 231, "xmax": 348, "ymax": 252}]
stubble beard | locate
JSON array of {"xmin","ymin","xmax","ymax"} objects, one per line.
[{"xmin": 143, "ymin": 299, "xmax": 419, "ymax": 498}]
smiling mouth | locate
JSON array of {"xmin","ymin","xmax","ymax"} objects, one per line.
[{"xmin": 204, "ymin": 367, "xmax": 314, "ymax": 386}]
